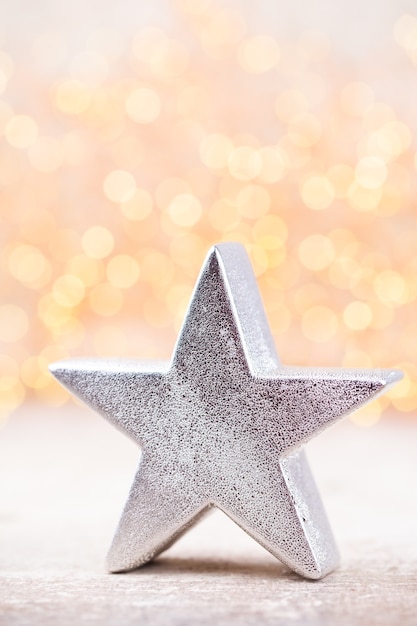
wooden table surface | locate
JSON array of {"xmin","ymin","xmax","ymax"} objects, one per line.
[{"xmin": 1, "ymin": 406, "xmax": 416, "ymax": 625}]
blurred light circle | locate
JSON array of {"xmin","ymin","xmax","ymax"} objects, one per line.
[
  {"xmin": 103, "ymin": 169, "xmax": 136, "ymax": 203},
  {"xmin": 343, "ymin": 301, "xmax": 373, "ymax": 330},
  {"xmin": 125, "ymin": 87, "xmax": 161, "ymax": 124},
  {"xmin": 82, "ymin": 226, "xmax": 114, "ymax": 259},
  {"xmin": 298, "ymin": 234, "xmax": 335, "ymax": 271},
  {"xmin": 106, "ymin": 254, "xmax": 140, "ymax": 289},
  {"xmin": 168, "ymin": 193, "xmax": 202, "ymax": 227},
  {"xmin": 5, "ymin": 115, "xmax": 38, "ymax": 149},
  {"xmin": 301, "ymin": 175, "xmax": 334, "ymax": 210}
]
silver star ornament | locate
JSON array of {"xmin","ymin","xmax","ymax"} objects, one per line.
[{"xmin": 50, "ymin": 242, "xmax": 401, "ymax": 579}]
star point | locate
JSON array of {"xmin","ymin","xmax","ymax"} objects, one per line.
[{"xmin": 50, "ymin": 242, "xmax": 401, "ymax": 579}]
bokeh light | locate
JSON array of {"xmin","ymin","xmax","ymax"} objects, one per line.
[{"xmin": 0, "ymin": 1, "xmax": 416, "ymax": 427}]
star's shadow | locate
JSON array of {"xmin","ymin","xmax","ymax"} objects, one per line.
[{"xmin": 121, "ymin": 555, "xmax": 303, "ymax": 582}]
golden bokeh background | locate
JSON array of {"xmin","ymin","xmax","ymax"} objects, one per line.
[{"xmin": 1, "ymin": 1, "xmax": 416, "ymax": 424}]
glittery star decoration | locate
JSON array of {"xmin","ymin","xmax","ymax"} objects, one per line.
[{"xmin": 50, "ymin": 243, "xmax": 401, "ymax": 579}]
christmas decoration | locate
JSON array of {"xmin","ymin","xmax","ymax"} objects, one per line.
[{"xmin": 50, "ymin": 242, "xmax": 401, "ymax": 579}]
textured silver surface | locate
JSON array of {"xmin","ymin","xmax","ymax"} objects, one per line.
[{"xmin": 49, "ymin": 242, "xmax": 401, "ymax": 580}]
